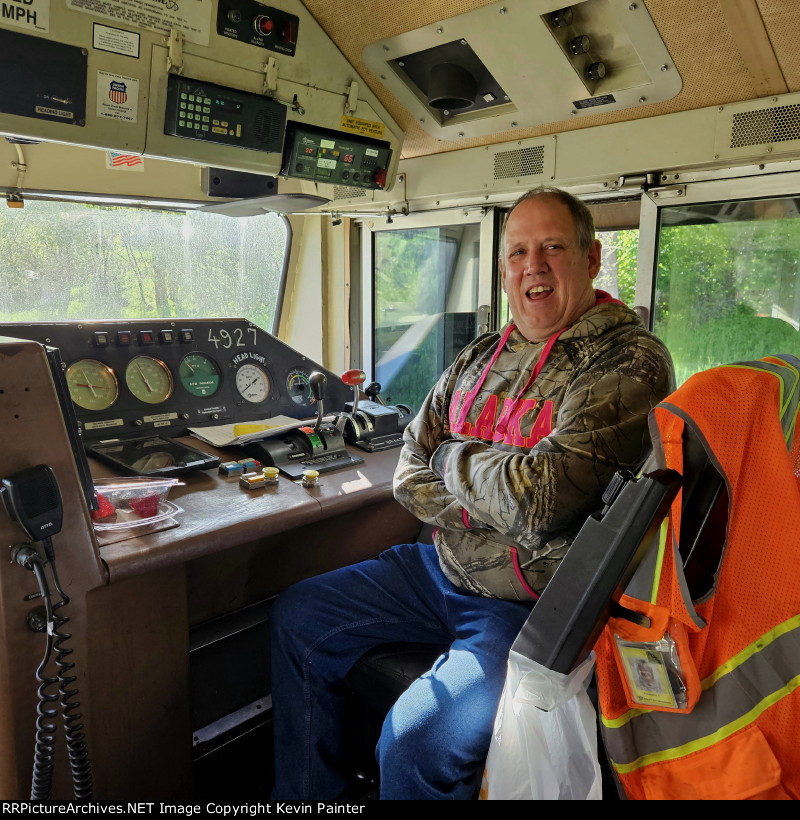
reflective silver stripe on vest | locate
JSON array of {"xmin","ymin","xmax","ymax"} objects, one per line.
[
  {"xmin": 729, "ymin": 359, "xmax": 799, "ymax": 447},
  {"xmin": 602, "ymin": 617, "xmax": 800, "ymax": 771}
]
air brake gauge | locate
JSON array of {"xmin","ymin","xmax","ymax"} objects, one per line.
[
  {"xmin": 285, "ymin": 367, "xmax": 315, "ymax": 409},
  {"xmin": 125, "ymin": 356, "xmax": 174, "ymax": 404},
  {"xmin": 235, "ymin": 363, "xmax": 271, "ymax": 403},
  {"xmin": 179, "ymin": 353, "xmax": 222, "ymax": 397},
  {"xmin": 66, "ymin": 359, "xmax": 119, "ymax": 411}
]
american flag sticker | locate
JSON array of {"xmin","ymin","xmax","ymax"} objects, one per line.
[
  {"xmin": 106, "ymin": 152, "xmax": 144, "ymax": 171},
  {"xmin": 109, "ymin": 81, "xmax": 128, "ymax": 104}
]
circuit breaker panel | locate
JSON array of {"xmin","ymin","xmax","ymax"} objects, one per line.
[{"xmin": 0, "ymin": 0, "xmax": 403, "ymax": 187}]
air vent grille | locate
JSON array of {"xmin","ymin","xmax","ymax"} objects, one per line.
[
  {"xmin": 333, "ymin": 186, "xmax": 369, "ymax": 200},
  {"xmin": 493, "ymin": 145, "xmax": 545, "ymax": 180},
  {"xmin": 730, "ymin": 104, "xmax": 800, "ymax": 148}
]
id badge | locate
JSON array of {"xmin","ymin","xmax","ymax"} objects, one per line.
[{"xmin": 614, "ymin": 633, "xmax": 689, "ymax": 710}]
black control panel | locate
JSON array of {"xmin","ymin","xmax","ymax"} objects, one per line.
[
  {"xmin": 0, "ymin": 28, "xmax": 86, "ymax": 127},
  {"xmin": 217, "ymin": 0, "xmax": 299, "ymax": 56},
  {"xmin": 0, "ymin": 318, "xmax": 352, "ymax": 443},
  {"xmin": 164, "ymin": 76, "xmax": 286, "ymax": 154},
  {"xmin": 282, "ymin": 123, "xmax": 392, "ymax": 189}
]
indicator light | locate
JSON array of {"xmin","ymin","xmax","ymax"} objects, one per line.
[{"xmin": 254, "ymin": 15, "xmax": 274, "ymax": 36}]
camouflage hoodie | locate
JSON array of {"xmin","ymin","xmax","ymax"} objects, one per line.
[{"xmin": 393, "ymin": 296, "xmax": 674, "ymax": 602}]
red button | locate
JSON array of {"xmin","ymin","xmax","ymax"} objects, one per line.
[{"xmin": 254, "ymin": 15, "xmax": 274, "ymax": 35}]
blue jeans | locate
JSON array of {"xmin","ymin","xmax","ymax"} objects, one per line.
[{"xmin": 270, "ymin": 542, "xmax": 532, "ymax": 800}]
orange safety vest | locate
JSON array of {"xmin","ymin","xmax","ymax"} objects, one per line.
[{"xmin": 594, "ymin": 355, "xmax": 800, "ymax": 800}]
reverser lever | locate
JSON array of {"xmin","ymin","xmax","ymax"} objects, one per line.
[{"xmin": 309, "ymin": 371, "xmax": 326, "ymax": 432}]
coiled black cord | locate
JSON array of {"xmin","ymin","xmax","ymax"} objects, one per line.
[
  {"xmin": 25, "ymin": 553, "xmax": 58, "ymax": 801},
  {"xmin": 44, "ymin": 538, "xmax": 94, "ymax": 801}
]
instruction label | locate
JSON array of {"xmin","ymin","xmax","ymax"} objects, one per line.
[
  {"xmin": 85, "ymin": 418, "xmax": 123, "ymax": 431},
  {"xmin": 1, "ymin": 0, "xmax": 49, "ymax": 32},
  {"xmin": 97, "ymin": 71, "xmax": 139, "ymax": 122},
  {"xmin": 67, "ymin": 0, "xmax": 212, "ymax": 46},
  {"xmin": 573, "ymin": 93, "xmax": 616, "ymax": 110},
  {"xmin": 340, "ymin": 115, "xmax": 385, "ymax": 139},
  {"xmin": 93, "ymin": 22, "xmax": 140, "ymax": 57}
]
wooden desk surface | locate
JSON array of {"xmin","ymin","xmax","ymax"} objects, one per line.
[{"xmin": 94, "ymin": 438, "xmax": 409, "ymax": 582}]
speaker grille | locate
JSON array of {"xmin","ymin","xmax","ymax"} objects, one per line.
[
  {"xmin": 730, "ymin": 104, "xmax": 800, "ymax": 148},
  {"xmin": 19, "ymin": 471, "xmax": 59, "ymax": 517},
  {"xmin": 493, "ymin": 145, "xmax": 546, "ymax": 179},
  {"xmin": 254, "ymin": 109, "xmax": 283, "ymax": 152},
  {"xmin": 333, "ymin": 185, "xmax": 369, "ymax": 200}
]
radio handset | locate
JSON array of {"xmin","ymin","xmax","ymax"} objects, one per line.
[{"xmin": 1, "ymin": 465, "xmax": 93, "ymax": 801}]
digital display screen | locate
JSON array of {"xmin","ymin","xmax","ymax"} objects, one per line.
[{"xmin": 88, "ymin": 436, "xmax": 220, "ymax": 476}]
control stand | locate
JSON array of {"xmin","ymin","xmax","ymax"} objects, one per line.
[
  {"xmin": 242, "ymin": 371, "xmax": 364, "ymax": 478},
  {"xmin": 335, "ymin": 374, "xmax": 413, "ymax": 453}
]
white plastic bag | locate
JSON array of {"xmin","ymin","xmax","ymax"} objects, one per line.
[{"xmin": 480, "ymin": 651, "xmax": 602, "ymax": 800}]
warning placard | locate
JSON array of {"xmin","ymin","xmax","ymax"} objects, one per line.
[{"xmin": 340, "ymin": 115, "xmax": 385, "ymax": 139}]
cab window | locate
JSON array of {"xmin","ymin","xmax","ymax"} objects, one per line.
[
  {"xmin": 0, "ymin": 200, "xmax": 290, "ymax": 332},
  {"xmin": 372, "ymin": 223, "xmax": 482, "ymax": 410},
  {"xmin": 653, "ymin": 195, "xmax": 800, "ymax": 384}
]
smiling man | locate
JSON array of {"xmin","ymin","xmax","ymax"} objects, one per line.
[
  {"xmin": 501, "ymin": 191, "xmax": 601, "ymax": 341},
  {"xmin": 270, "ymin": 187, "xmax": 674, "ymax": 800}
]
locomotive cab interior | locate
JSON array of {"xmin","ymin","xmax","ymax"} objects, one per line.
[{"xmin": 0, "ymin": 0, "xmax": 799, "ymax": 802}]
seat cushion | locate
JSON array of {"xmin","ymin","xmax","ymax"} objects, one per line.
[{"xmin": 346, "ymin": 642, "xmax": 449, "ymax": 716}]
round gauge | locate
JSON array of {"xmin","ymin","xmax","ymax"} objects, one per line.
[
  {"xmin": 236, "ymin": 363, "xmax": 271, "ymax": 403},
  {"xmin": 286, "ymin": 367, "xmax": 316, "ymax": 408},
  {"xmin": 125, "ymin": 356, "xmax": 174, "ymax": 404},
  {"xmin": 179, "ymin": 353, "xmax": 222, "ymax": 398},
  {"xmin": 65, "ymin": 359, "xmax": 119, "ymax": 411}
]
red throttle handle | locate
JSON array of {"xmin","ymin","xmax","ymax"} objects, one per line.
[
  {"xmin": 341, "ymin": 369, "xmax": 366, "ymax": 387},
  {"xmin": 341, "ymin": 369, "xmax": 366, "ymax": 415}
]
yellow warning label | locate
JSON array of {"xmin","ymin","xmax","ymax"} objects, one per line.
[{"xmin": 340, "ymin": 115, "xmax": 385, "ymax": 139}]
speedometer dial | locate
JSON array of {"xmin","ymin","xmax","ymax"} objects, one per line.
[
  {"xmin": 235, "ymin": 363, "xmax": 271, "ymax": 403},
  {"xmin": 66, "ymin": 359, "xmax": 119, "ymax": 411},
  {"xmin": 125, "ymin": 356, "xmax": 174, "ymax": 404},
  {"xmin": 179, "ymin": 353, "xmax": 221, "ymax": 397}
]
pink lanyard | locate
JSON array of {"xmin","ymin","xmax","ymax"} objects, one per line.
[{"xmin": 450, "ymin": 291, "xmax": 621, "ymax": 436}]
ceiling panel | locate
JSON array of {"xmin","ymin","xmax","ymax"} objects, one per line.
[
  {"xmin": 303, "ymin": 0, "xmax": 774, "ymax": 158},
  {"xmin": 758, "ymin": 0, "xmax": 800, "ymax": 92}
]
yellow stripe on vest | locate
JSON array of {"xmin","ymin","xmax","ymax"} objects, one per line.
[{"xmin": 611, "ymin": 673, "xmax": 800, "ymax": 775}]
